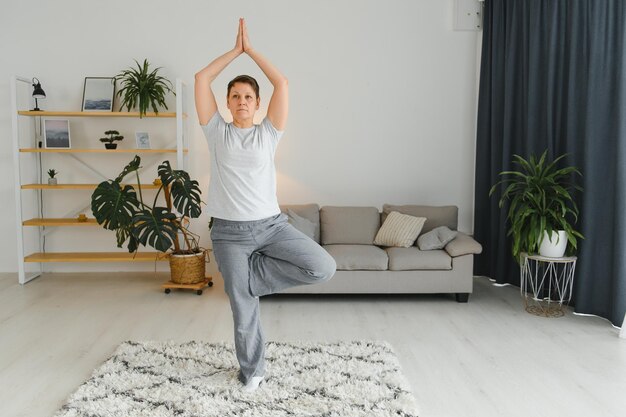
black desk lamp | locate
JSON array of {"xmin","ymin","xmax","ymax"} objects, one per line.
[{"xmin": 32, "ymin": 78, "xmax": 46, "ymax": 111}]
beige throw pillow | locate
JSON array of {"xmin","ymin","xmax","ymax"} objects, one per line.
[{"xmin": 373, "ymin": 211, "xmax": 427, "ymax": 247}]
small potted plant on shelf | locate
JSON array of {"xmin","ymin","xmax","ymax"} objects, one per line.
[
  {"xmin": 100, "ymin": 130, "xmax": 124, "ymax": 150},
  {"xmin": 47, "ymin": 169, "xmax": 58, "ymax": 185},
  {"xmin": 489, "ymin": 150, "xmax": 584, "ymax": 260},
  {"xmin": 91, "ymin": 155, "xmax": 206, "ymax": 284},
  {"xmin": 115, "ymin": 59, "xmax": 174, "ymax": 118}
]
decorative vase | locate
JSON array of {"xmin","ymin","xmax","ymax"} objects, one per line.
[
  {"xmin": 48, "ymin": 178, "xmax": 57, "ymax": 185},
  {"xmin": 169, "ymin": 251, "xmax": 206, "ymax": 284},
  {"xmin": 105, "ymin": 143, "xmax": 118, "ymax": 150},
  {"xmin": 538, "ymin": 230, "xmax": 568, "ymax": 258}
]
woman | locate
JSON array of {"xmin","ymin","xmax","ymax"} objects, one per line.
[{"xmin": 194, "ymin": 18, "xmax": 336, "ymax": 392}]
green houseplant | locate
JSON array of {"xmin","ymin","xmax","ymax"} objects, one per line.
[
  {"xmin": 489, "ymin": 150, "xmax": 584, "ymax": 261},
  {"xmin": 91, "ymin": 155, "xmax": 206, "ymax": 283},
  {"xmin": 47, "ymin": 169, "xmax": 58, "ymax": 185},
  {"xmin": 100, "ymin": 130, "xmax": 124, "ymax": 150},
  {"xmin": 115, "ymin": 59, "xmax": 174, "ymax": 118}
]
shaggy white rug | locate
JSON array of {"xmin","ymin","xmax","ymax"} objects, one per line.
[{"xmin": 54, "ymin": 340, "xmax": 419, "ymax": 416}]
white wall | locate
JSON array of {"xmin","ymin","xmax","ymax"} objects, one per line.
[{"xmin": 0, "ymin": 0, "xmax": 481, "ymax": 275}]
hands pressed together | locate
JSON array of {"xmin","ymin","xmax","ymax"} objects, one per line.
[
  {"xmin": 234, "ymin": 18, "xmax": 252, "ymax": 55},
  {"xmin": 195, "ymin": 17, "xmax": 288, "ymax": 127}
]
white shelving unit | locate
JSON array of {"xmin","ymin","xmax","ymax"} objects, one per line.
[{"xmin": 10, "ymin": 75, "xmax": 188, "ymax": 284}]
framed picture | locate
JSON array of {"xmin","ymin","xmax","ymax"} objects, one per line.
[
  {"xmin": 44, "ymin": 119, "xmax": 71, "ymax": 149},
  {"xmin": 135, "ymin": 131, "xmax": 151, "ymax": 149},
  {"xmin": 81, "ymin": 77, "xmax": 115, "ymax": 111}
]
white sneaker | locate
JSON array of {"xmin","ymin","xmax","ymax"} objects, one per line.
[{"xmin": 241, "ymin": 376, "xmax": 264, "ymax": 392}]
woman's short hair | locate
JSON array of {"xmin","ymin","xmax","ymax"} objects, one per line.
[{"xmin": 227, "ymin": 75, "xmax": 260, "ymax": 99}]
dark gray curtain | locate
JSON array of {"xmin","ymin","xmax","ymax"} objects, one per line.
[{"xmin": 474, "ymin": 0, "xmax": 626, "ymax": 326}]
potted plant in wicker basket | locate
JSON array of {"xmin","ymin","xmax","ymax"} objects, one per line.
[
  {"xmin": 91, "ymin": 155, "xmax": 207, "ymax": 285},
  {"xmin": 489, "ymin": 150, "xmax": 584, "ymax": 261}
]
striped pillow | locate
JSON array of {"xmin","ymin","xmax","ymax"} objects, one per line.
[{"xmin": 373, "ymin": 211, "xmax": 427, "ymax": 247}]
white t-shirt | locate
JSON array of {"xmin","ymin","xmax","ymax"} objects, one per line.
[{"xmin": 201, "ymin": 111, "xmax": 284, "ymax": 221}]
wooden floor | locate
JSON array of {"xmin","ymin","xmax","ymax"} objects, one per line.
[{"xmin": 0, "ymin": 272, "xmax": 624, "ymax": 417}]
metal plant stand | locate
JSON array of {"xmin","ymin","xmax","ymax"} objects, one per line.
[{"xmin": 520, "ymin": 253, "xmax": 577, "ymax": 317}]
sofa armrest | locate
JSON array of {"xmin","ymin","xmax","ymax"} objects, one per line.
[{"xmin": 445, "ymin": 233, "xmax": 482, "ymax": 257}]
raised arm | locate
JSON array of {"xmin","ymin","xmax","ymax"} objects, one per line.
[
  {"xmin": 194, "ymin": 21, "xmax": 244, "ymax": 125},
  {"xmin": 242, "ymin": 19, "xmax": 289, "ymax": 131}
]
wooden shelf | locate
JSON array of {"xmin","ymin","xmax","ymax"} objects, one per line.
[
  {"xmin": 23, "ymin": 218, "xmax": 98, "ymax": 226},
  {"xmin": 18, "ymin": 110, "xmax": 182, "ymax": 118},
  {"xmin": 24, "ymin": 252, "xmax": 169, "ymax": 262},
  {"xmin": 10, "ymin": 78, "xmax": 188, "ymax": 284},
  {"xmin": 21, "ymin": 183, "xmax": 161, "ymax": 190},
  {"xmin": 20, "ymin": 148, "xmax": 186, "ymax": 153}
]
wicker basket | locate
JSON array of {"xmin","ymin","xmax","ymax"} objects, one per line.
[{"xmin": 169, "ymin": 250, "xmax": 206, "ymax": 284}]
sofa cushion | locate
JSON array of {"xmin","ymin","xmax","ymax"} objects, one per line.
[
  {"xmin": 445, "ymin": 232, "xmax": 483, "ymax": 257},
  {"xmin": 382, "ymin": 204, "xmax": 458, "ymax": 235},
  {"xmin": 417, "ymin": 226, "xmax": 458, "ymax": 250},
  {"xmin": 385, "ymin": 247, "xmax": 452, "ymax": 270},
  {"xmin": 320, "ymin": 206, "xmax": 380, "ymax": 245},
  {"xmin": 280, "ymin": 204, "xmax": 320, "ymax": 243},
  {"xmin": 286, "ymin": 209, "xmax": 316, "ymax": 241},
  {"xmin": 323, "ymin": 244, "xmax": 388, "ymax": 270},
  {"xmin": 373, "ymin": 211, "xmax": 427, "ymax": 247}
]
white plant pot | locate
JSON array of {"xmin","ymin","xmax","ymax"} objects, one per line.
[
  {"xmin": 538, "ymin": 230, "xmax": 568, "ymax": 258},
  {"xmin": 48, "ymin": 178, "xmax": 57, "ymax": 185}
]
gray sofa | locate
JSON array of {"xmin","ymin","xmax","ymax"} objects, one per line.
[{"xmin": 278, "ymin": 204, "xmax": 482, "ymax": 302}]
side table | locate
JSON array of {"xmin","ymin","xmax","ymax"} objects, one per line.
[{"xmin": 520, "ymin": 253, "xmax": 577, "ymax": 317}]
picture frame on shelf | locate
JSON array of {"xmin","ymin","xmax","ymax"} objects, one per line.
[
  {"xmin": 81, "ymin": 77, "xmax": 115, "ymax": 111},
  {"xmin": 43, "ymin": 119, "xmax": 71, "ymax": 149},
  {"xmin": 135, "ymin": 131, "xmax": 151, "ymax": 149}
]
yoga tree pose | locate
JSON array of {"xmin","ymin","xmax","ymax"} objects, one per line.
[{"xmin": 195, "ymin": 18, "xmax": 336, "ymax": 392}]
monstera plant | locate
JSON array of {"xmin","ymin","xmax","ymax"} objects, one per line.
[{"xmin": 91, "ymin": 156, "xmax": 206, "ymax": 283}]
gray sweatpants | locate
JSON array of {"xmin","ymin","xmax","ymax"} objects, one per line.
[{"xmin": 210, "ymin": 212, "xmax": 337, "ymax": 384}]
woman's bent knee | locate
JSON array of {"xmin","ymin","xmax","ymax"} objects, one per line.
[{"xmin": 312, "ymin": 252, "xmax": 336, "ymax": 282}]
